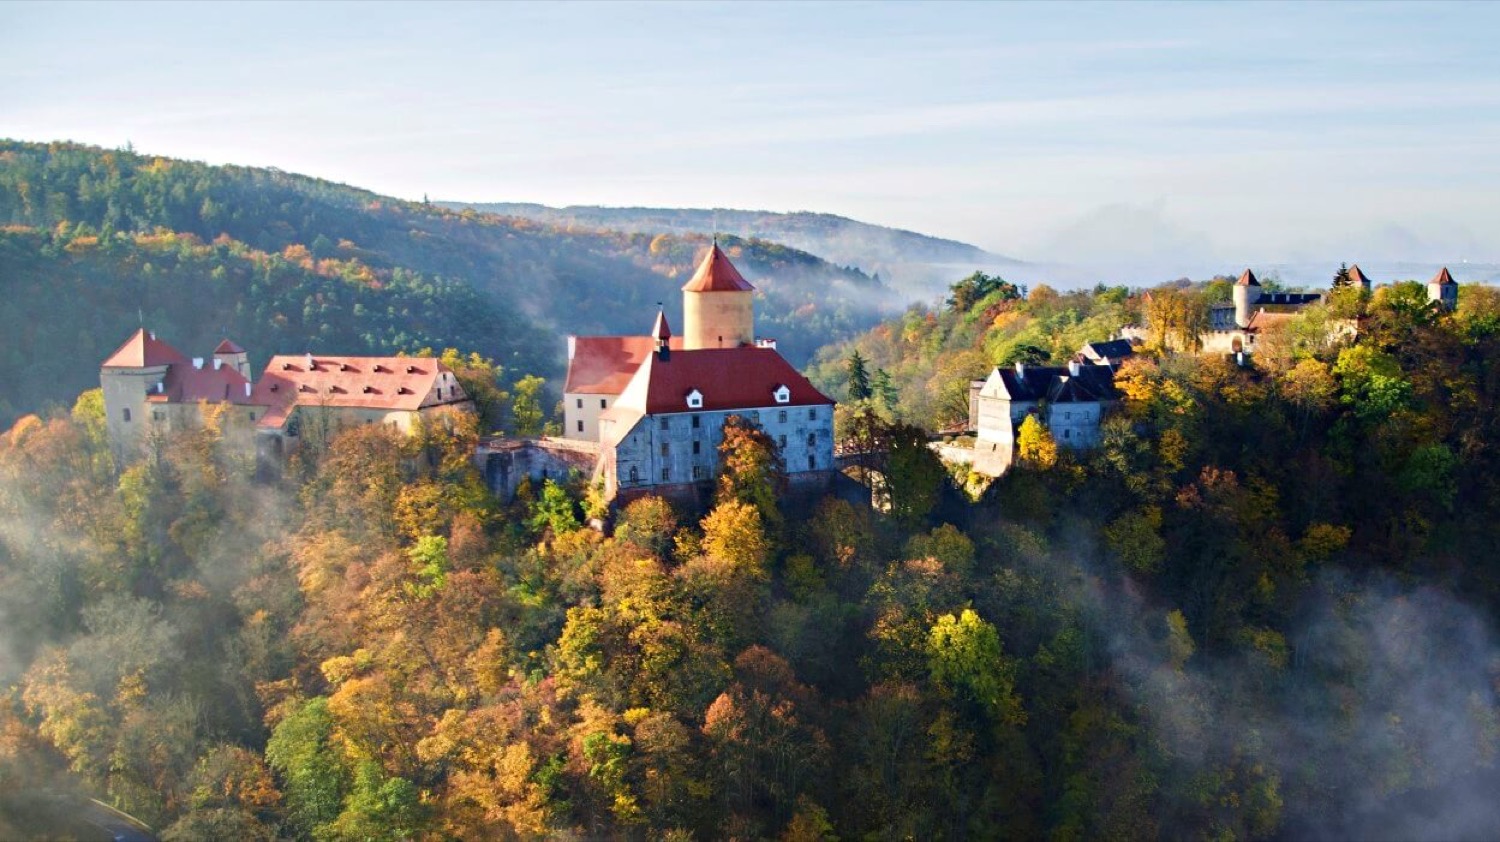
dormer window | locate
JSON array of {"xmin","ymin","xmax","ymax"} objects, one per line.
[
  {"xmin": 686, "ymin": 389, "xmax": 703, "ymax": 409},
  {"xmin": 773, "ymin": 385, "xmax": 791, "ymax": 404}
]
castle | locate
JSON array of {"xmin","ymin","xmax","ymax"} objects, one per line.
[
  {"xmin": 1197, "ymin": 265, "xmax": 1458, "ymax": 355},
  {"xmin": 100, "ymin": 330, "xmax": 474, "ymax": 462},
  {"xmin": 558, "ymin": 243, "xmax": 836, "ymax": 502}
]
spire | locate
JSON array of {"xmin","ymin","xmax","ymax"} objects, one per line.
[
  {"xmin": 682, "ymin": 242, "xmax": 754, "ymax": 292},
  {"xmin": 1236, "ymin": 268, "xmax": 1261, "ymax": 287},
  {"xmin": 1431, "ymin": 267, "xmax": 1456, "ymax": 286},
  {"xmin": 1347, "ymin": 264, "xmax": 1372, "ymax": 288},
  {"xmin": 652, "ymin": 305, "xmax": 671, "ymax": 341}
]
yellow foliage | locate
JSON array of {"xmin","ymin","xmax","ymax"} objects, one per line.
[{"xmin": 1016, "ymin": 415, "xmax": 1057, "ymax": 469}]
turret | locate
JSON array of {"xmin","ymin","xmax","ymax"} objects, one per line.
[
  {"xmin": 1427, "ymin": 267, "xmax": 1458, "ymax": 310},
  {"xmin": 651, "ymin": 307, "xmax": 672, "ymax": 361},
  {"xmin": 681, "ymin": 242, "xmax": 755, "ymax": 350},
  {"xmin": 213, "ymin": 338, "xmax": 252, "ymax": 380},
  {"xmin": 99, "ymin": 328, "xmax": 187, "ymax": 459},
  {"xmin": 1347, "ymin": 264, "xmax": 1373, "ymax": 294},
  {"xmin": 1232, "ymin": 268, "xmax": 1262, "ymax": 329}
]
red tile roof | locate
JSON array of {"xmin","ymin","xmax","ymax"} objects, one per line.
[
  {"xmin": 1347, "ymin": 264, "xmax": 1372, "ymax": 287},
  {"xmin": 146, "ymin": 358, "xmax": 256, "ymax": 405},
  {"xmin": 613, "ymin": 346, "xmax": 831, "ymax": 416},
  {"xmin": 249, "ymin": 355, "xmax": 462, "ymax": 429},
  {"xmin": 565, "ymin": 335, "xmax": 683, "ymax": 395},
  {"xmin": 102, "ymin": 329, "xmax": 189, "ymax": 369},
  {"xmin": 1247, "ymin": 310, "xmax": 1296, "ymax": 331},
  {"xmin": 214, "ymin": 338, "xmax": 246, "ymax": 354},
  {"xmin": 682, "ymin": 243, "xmax": 754, "ymax": 293},
  {"xmin": 1431, "ymin": 267, "xmax": 1457, "ymax": 285},
  {"xmin": 1236, "ymin": 268, "xmax": 1260, "ymax": 287}
]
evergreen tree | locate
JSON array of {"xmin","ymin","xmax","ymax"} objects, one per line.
[
  {"xmin": 1333, "ymin": 262, "xmax": 1353, "ymax": 289},
  {"xmin": 847, "ymin": 351, "xmax": 872, "ymax": 401}
]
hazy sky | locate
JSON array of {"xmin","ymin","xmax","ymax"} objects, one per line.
[{"xmin": 5, "ymin": 1, "xmax": 1499, "ymax": 264}]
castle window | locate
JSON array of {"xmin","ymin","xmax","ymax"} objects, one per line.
[
  {"xmin": 600, "ymin": 399, "xmax": 606, "ymax": 409},
  {"xmin": 807, "ymin": 433, "xmax": 816, "ymax": 447},
  {"xmin": 693, "ymin": 465, "xmax": 705, "ymax": 480},
  {"xmin": 122, "ymin": 408, "xmax": 131, "ymax": 422},
  {"xmin": 1065, "ymin": 411, "xmax": 1072, "ymax": 420},
  {"xmin": 808, "ymin": 408, "xmax": 817, "ymax": 420},
  {"xmin": 692, "ymin": 441, "xmax": 700, "ymax": 455},
  {"xmin": 1064, "ymin": 429, "xmax": 1072, "ymax": 439},
  {"xmin": 661, "ymin": 467, "xmax": 670, "ymax": 482},
  {"xmin": 660, "ymin": 417, "xmax": 670, "ymax": 431},
  {"xmin": 691, "ymin": 414, "xmax": 701, "ymax": 429},
  {"xmin": 577, "ymin": 420, "xmax": 584, "ymax": 433},
  {"xmin": 576, "ymin": 398, "xmax": 583, "ymax": 409},
  {"xmin": 629, "ymin": 465, "xmax": 639, "ymax": 483},
  {"xmin": 153, "ymin": 411, "xmax": 165, "ymax": 422},
  {"xmin": 778, "ymin": 434, "xmax": 787, "ymax": 449},
  {"xmin": 808, "ymin": 455, "xmax": 816, "ymax": 470},
  {"xmin": 750, "ymin": 411, "xmax": 760, "ymax": 422},
  {"xmin": 778, "ymin": 410, "xmax": 787, "ymax": 424},
  {"xmin": 250, "ymin": 412, "xmax": 256, "ymax": 422},
  {"xmin": 660, "ymin": 443, "xmax": 669, "ymax": 457}
]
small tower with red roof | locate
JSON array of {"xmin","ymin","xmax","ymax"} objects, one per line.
[
  {"xmin": 1428, "ymin": 267, "xmax": 1458, "ymax": 310},
  {"xmin": 682, "ymin": 241, "xmax": 755, "ymax": 350},
  {"xmin": 99, "ymin": 328, "xmax": 188, "ymax": 458},
  {"xmin": 213, "ymin": 338, "xmax": 252, "ymax": 380}
]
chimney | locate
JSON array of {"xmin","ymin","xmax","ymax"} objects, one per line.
[
  {"xmin": 213, "ymin": 358, "xmax": 223, "ymax": 370},
  {"xmin": 192, "ymin": 357, "xmax": 204, "ymax": 370},
  {"xmin": 149, "ymin": 331, "xmax": 156, "ymax": 340},
  {"xmin": 305, "ymin": 353, "xmax": 316, "ymax": 371},
  {"xmin": 1236, "ymin": 351, "xmax": 1245, "ymax": 367},
  {"xmin": 245, "ymin": 382, "xmax": 252, "ymax": 397},
  {"xmin": 1068, "ymin": 360, "xmax": 1081, "ymax": 376},
  {"xmin": 1014, "ymin": 361, "xmax": 1026, "ymax": 378}
]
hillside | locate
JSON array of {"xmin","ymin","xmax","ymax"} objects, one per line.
[
  {"xmin": 6, "ymin": 266, "xmax": 1500, "ymax": 839},
  {"xmin": 442, "ymin": 201, "xmax": 1024, "ymax": 299},
  {"xmin": 0, "ymin": 141, "xmax": 898, "ymax": 425}
]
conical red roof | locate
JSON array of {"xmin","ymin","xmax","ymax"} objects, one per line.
[
  {"xmin": 214, "ymin": 338, "xmax": 245, "ymax": 354},
  {"xmin": 652, "ymin": 309, "xmax": 672, "ymax": 340},
  {"xmin": 1347, "ymin": 264, "xmax": 1372, "ymax": 287},
  {"xmin": 102, "ymin": 329, "xmax": 189, "ymax": 368},
  {"xmin": 1431, "ymin": 267, "xmax": 1456, "ymax": 285},
  {"xmin": 682, "ymin": 243, "xmax": 754, "ymax": 293},
  {"xmin": 1236, "ymin": 268, "xmax": 1260, "ymax": 287}
]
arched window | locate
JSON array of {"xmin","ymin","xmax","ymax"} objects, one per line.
[{"xmin": 629, "ymin": 465, "xmax": 639, "ymax": 483}]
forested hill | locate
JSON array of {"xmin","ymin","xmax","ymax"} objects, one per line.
[
  {"xmin": 442, "ymin": 201, "xmax": 1024, "ymax": 298},
  {"xmin": 0, "ymin": 140, "xmax": 897, "ymax": 425}
]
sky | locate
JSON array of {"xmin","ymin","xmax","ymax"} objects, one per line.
[{"xmin": 4, "ymin": 1, "xmax": 1500, "ymax": 268}]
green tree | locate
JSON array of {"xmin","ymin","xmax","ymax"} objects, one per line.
[
  {"xmin": 511, "ymin": 374, "xmax": 547, "ymax": 437},
  {"xmin": 1016, "ymin": 416, "xmax": 1058, "ymax": 469},
  {"xmin": 846, "ymin": 351, "xmax": 872, "ymax": 401},
  {"xmin": 927, "ymin": 609, "xmax": 1025, "ymax": 726},
  {"xmin": 264, "ymin": 697, "xmax": 349, "ymax": 839}
]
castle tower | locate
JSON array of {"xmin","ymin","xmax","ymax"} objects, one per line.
[
  {"xmin": 100, "ymin": 329, "xmax": 187, "ymax": 458},
  {"xmin": 682, "ymin": 242, "xmax": 755, "ymax": 350},
  {"xmin": 1232, "ymin": 268, "xmax": 1262, "ymax": 329},
  {"xmin": 1428, "ymin": 267, "xmax": 1458, "ymax": 310},
  {"xmin": 213, "ymin": 338, "xmax": 252, "ymax": 380},
  {"xmin": 1347, "ymin": 264, "xmax": 1373, "ymax": 294}
]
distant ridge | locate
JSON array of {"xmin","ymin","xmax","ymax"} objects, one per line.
[{"xmin": 440, "ymin": 202, "xmax": 1023, "ymax": 297}]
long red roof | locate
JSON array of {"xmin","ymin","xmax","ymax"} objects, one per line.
[
  {"xmin": 249, "ymin": 355, "xmax": 461, "ymax": 428},
  {"xmin": 613, "ymin": 346, "xmax": 831, "ymax": 416},
  {"xmin": 682, "ymin": 243, "xmax": 754, "ymax": 293},
  {"xmin": 102, "ymin": 329, "xmax": 190, "ymax": 369}
]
